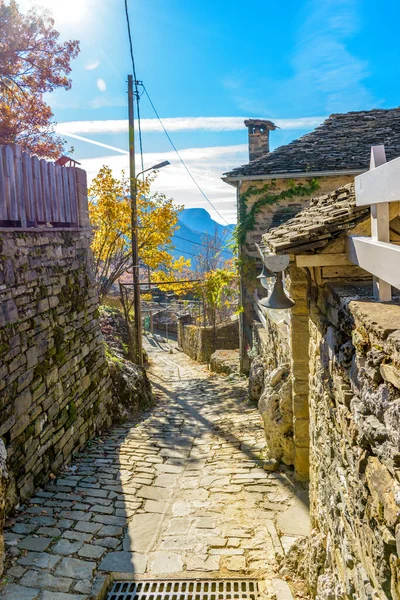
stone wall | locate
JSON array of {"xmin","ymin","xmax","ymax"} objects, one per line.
[
  {"xmin": 0, "ymin": 228, "xmax": 112, "ymax": 512},
  {"xmin": 178, "ymin": 320, "xmax": 239, "ymax": 363},
  {"xmin": 307, "ymin": 283, "xmax": 400, "ymax": 599}
]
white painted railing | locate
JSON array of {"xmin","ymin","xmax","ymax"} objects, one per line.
[{"xmin": 347, "ymin": 145, "xmax": 400, "ymax": 301}]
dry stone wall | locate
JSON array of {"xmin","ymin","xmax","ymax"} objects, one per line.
[
  {"xmin": 308, "ymin": 283, "xmax": 400, "ymax": 599},
  {"xmin": 0, "ymin": 228, "xmax": 112, "ymax": 512},
  {"xmin": 178, "ymin": 320, "xmax": 239, "ymax": 363}
]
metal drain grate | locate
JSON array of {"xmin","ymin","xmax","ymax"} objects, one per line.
[{"xmin": 107, "ymin": 580, "xmax": 261, "ymax": 600}]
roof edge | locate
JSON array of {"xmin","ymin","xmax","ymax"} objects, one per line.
[{"xmin": 222, "ymin": 168, "xmax": 365, "ymax": 183}]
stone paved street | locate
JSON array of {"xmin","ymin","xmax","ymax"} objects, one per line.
[{"xmin": 0, "ymin": 338, "xmax": 309, "ymax": 599}]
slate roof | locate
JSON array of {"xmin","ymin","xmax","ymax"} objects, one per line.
[
  {"xmin": 224, "ymin": 108, "xmax": 400, "ymax": 178},
  {"xmin": 261, "ymin": 183, "xmax": 369, "ymax": 255}
]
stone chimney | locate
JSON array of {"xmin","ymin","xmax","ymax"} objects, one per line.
[{"xmin": 244, "ymin": 119, "xmax": 277, "ymax": 162}]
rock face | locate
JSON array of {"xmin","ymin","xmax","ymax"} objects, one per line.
[
  {"xmin": 248, "ymin": 357, "xmax": 265, "ymax": 401},
  {"xmin": 108, "ymin": 360, "xmax": 153, "ymax": 422},
  {"xmin": 0, "ymin": 230, "xmax": 112, "ymax": 513},
  {"xmin": 0, "ymin": 440, "xmax": 7, "ymax": 576},
  {"xmin": 209, "ymin": 349, "xmax": 239, "ymax": 375},
  {"xmin": 307, "ymin": 285, "xmax": 400, "ymax": 599},
  {"xmin": 258, "ymin": 365, "xmax": 293, "ymax": 465},
  {"xmin": 250, "ymin": 322, "xmax": 294, "ymax": 466},
  {"xmin": 99, "ymin": 306, "xmax": 154, "ymax": 422}
]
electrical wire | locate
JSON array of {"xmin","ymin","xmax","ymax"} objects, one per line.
[
  {"xmin": 124, "ymin": 0, "xmax": 137, "ymax": 83},
  {"xmin": 173, "ymin": 234, "xmax": 233, "ymax": 256},
  {"xmin": 124, "ymin": 1, "xmax": 234, "ymax": 232},
  {"xmin": 124, "ymin": 0, "xmax": 144, "ymax": 172},
  {"xmin": 136, "ymin": 93, "xmax": 145, "ymax": 174},
  {"xmin": 143, "ymin": 85, "xmax": 235, "ymax": 232}
]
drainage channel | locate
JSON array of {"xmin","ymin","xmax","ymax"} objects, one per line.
[{"xmin": 106, "ymin": 579, "xmax": 262, "ymax": 600}]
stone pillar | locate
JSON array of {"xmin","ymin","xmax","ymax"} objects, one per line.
[
  {"xmin": 289, "ymin": 265, "xmax": 310, "ymax": 480},
  {"xmin": 177, "ymin": 314, "xmax": 191, "ymax": 350},
  {"xmin": 0, "ymin": 440, "xmax": 8, "ymax": 576}
]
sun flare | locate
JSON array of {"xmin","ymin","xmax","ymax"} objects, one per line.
[{"xmin": 22, "ymin": 0, "xmax": 91, "ymax": 26}]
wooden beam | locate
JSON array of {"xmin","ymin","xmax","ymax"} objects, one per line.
[
  {"xmin": 295, "ymin": 254, "xmax": 353, "ymax": 268},
  {"xmin": 355, "ymin": 154, "xmax": 400, "ymax": 206},
  {"xmin": 346, "ymin": 236, "xmax": 400, "ymax": 292}
]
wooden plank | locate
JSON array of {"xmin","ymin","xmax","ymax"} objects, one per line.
[
  {"xmin": 22, "ymin": 151, "xmax": 35, "ymax": 225},
  {"xmin": 13, "ymin": 145, "xmax": 26, "ymax": 226},
  {"xmin": 355, "ymin": 154, "xmax": 400, "ymax": 206},
  {"xmin": 296, "ymin": 253, "xmax": 353, "ymax": 268},
  {"xmin": 55, "ymin": 165, "xmax": 65, "ymax": 223},
  {"xmin": 0, "ymin": 148, "xmax": 7, "ymax": 221},
  {"xmin": 370, "ymin": 144, "xmax": 386, "ymax": 169},
  {"xmin": 3, "ymin": 145, "xmax": 18, "ymax": 221},
  {"xmin": 75, "ymin": 167, "xmax": 89, "ymax": 227},
  {"xmin": 47, "ymin": 162, "xmax": 58, "ymax": 223},
  {"xmin": 321, "ymin": 265, "xmax": 368, "ymax": 279},
  {"xmin": 67, "ymin": 167, "xmax": 78, "ymax": 225},
  {"xmin": 40, "ymin": 159, "xmax": 51, "ymax": 223},
  {"xmin": 369, "ymin": 146, "xmax": 391, "ymax": 300},
  {"xmin": 32, "ymin": 156, "xmax": 44, "ymax": 223},
  {"xmin": 61, "ymin": 167, "xmax": 71, "ymax": 224},
  {"xmin": 346, "ymin": 236, "xmax": 400, "ymax": 292}
]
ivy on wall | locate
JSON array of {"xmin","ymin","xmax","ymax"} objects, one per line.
[{"xmin": 234, "ymin": 178, "xmax": 320, "ymax": 247}]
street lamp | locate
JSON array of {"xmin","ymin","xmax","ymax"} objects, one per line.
[{"xmin": 137, "ymin": 160, "xmax": 170, "ymax": 179}]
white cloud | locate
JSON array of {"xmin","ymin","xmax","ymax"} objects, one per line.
[
  {"xmin": 84, "ymin": 61, "xmax": 100, "ymax": 71},
  {"xmin": 96, "ymin": 78, "xmax": 107, "ymax": 93},
  {"xmin": 80, "ymin": 144, "xmax": 247, "ymax": 225},
  {"xmin": 56, "ymin": 115, "xmax": 326, "ymax": 136}
]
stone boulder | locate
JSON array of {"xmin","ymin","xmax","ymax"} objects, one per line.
[
  {"xmin": 209, "ymin": 349, "xmax": 240, "ymax": 375},
  {"xmin": 258, "ymin": 365, "xmax": 294, "ymax": 464}
]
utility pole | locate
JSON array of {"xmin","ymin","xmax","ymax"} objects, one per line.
[{"xmin": 128, "ymin": 75, "xmax": 143, "ymax": 366}]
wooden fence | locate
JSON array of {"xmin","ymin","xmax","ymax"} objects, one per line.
[{"xmin": 0, "ymin": 144, "xmax": 89, "ymax": 228}]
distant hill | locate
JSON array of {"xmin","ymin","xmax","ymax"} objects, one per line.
[{"xmin": 172, "ymin": 208, "xmax": 234, "ymax": 268}]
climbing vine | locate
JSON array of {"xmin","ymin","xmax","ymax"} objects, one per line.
[{"xmin": 234, "ymin": 178, "xmax": 320, "ymax": 247}]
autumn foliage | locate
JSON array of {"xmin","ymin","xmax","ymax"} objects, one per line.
[
  {"xmin": 89, "ymin": 166, "xmax": 190, "ymax": 299},
  {"xmin": 0, "ymin": 0, "xmax": 79, "ymax": 157}
]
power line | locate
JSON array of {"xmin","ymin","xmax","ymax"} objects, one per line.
[
  {"xmin": 173, "ymin": 234, "xmax": 233, "ymax": 256},
  {"xmin": 124, "ymin": 0, "xmax": 144, "ymax": 172},
  {"xmin": 143, "ymin": 85, "xmax": 234, "ymax": 232},
  {"xmin": 136, "ymin": 92, "xmax": 144, "ymax": 173},
  {"xmin": 123, "ymin": 0, "xmax": 137, "ymax": 82},
  {"xmin": 124, "ymin": 1, "xmax": 233, "ymax": 232}
]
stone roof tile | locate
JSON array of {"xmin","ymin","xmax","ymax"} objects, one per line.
[
  {"xmin": 224, "ymin": 108, "xmax": 400, "ymax": 178},
  {"xmin": 261, "ymin": 183, "xmax": 369, "ymax": 254}
]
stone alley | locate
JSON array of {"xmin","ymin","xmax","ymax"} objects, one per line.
[{"xmin": 0, "ymin": 338, "xmax": 310, "ymax": 600}]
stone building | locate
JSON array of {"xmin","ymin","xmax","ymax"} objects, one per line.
[
  {"xmin": 250, "ymin": 180, "xmax": 400, "ymax": 598},
  {"xmin": 223, "ymin": 108, "xmax": 400, "ymax": 372}
]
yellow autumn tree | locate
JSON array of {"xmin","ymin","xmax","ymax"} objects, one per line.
[{"xmin": 89, "ymin": 166, "xmax": 190, "ymax": 299}]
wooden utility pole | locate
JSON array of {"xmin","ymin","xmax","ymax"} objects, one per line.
[{"xmin": 128, "ymin": 75, "xmax": 143, "ymax": 366}]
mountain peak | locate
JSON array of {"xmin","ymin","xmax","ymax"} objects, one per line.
[{"xmin": 178, "ymin": 208, "xmax": 231, "ymax": 236}]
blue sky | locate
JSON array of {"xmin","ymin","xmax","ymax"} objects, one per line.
[{"xmin": 18, "ymin": 0, "xmax": 400, "ymax": 224}]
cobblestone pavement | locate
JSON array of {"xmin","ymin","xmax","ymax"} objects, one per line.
[{"xmin": 0, "ymin": 338, "xmax": 309, "ymax": 599}]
